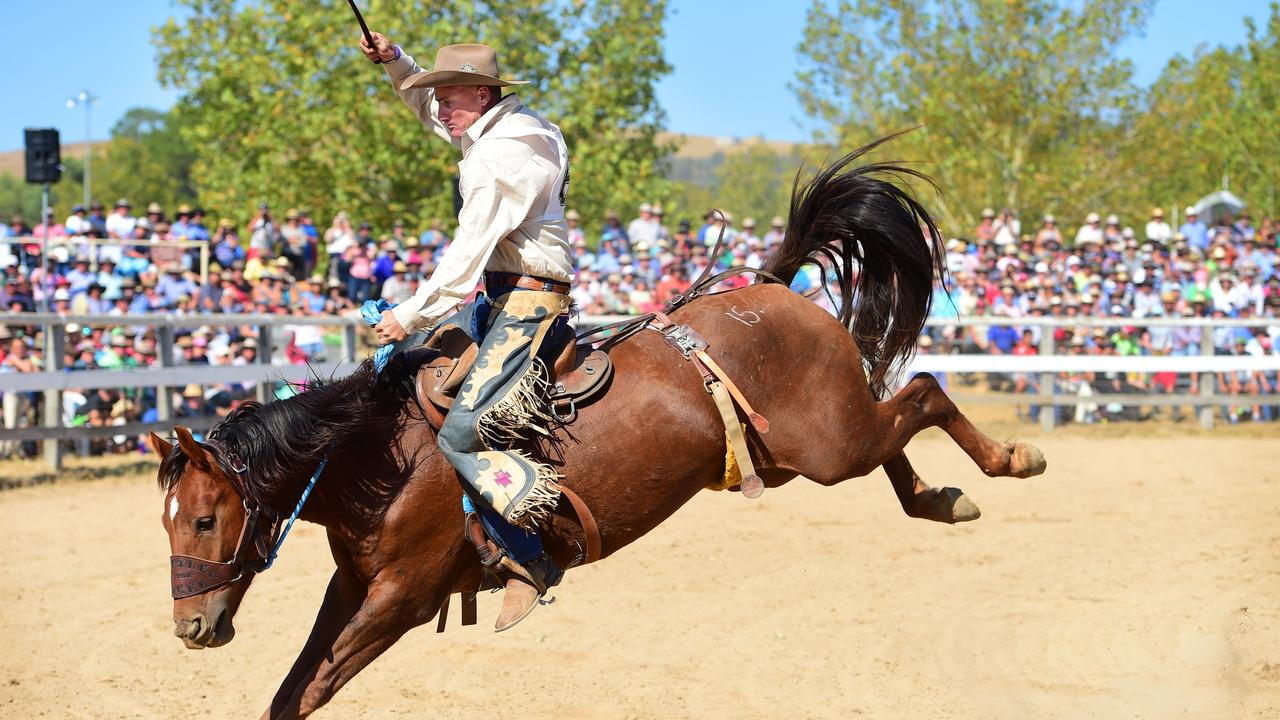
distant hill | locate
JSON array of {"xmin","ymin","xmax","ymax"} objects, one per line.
[
  {"xmin": 0, "ymin": 134, "xmax": 802, "ymax": 184},
  {"xmin": 0, "ymin": 141, "xmax": 107, "ymax": 179}
]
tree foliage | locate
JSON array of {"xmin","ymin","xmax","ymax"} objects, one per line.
[
  {"xmin": 153, "ymin": 0, "xmax": 671, "ymax": 237},
  {"xmin": 1129, "ymin": 1, "xmax": 1280, "ymax": 218},
  {"xmin": 92, "ymin": 106, "xmax": 199, "ymax": 214},
  {"xmin": 795, "ymin": 0, "xmax": 1154, "ymax": 234}
]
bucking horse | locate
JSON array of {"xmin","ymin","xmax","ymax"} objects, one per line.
[{"xmin": 153, "ymin": 139, "xmax": 1047, "ymax": 718}]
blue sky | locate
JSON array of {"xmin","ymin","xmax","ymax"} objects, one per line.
[{"xmin": 1, "ymin": 0, "xmax": 1272, "ymax": 151}]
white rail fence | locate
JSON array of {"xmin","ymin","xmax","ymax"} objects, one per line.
[{"xmin": 2, "ymin": 312, "xmax": 1278, "ymax": 469}]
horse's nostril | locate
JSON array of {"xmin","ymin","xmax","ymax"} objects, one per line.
[{"xmin": 176, "ymin": 615, "xmax": 205, "ymax": 640}]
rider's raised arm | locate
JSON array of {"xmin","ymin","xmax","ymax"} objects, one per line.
[
  {"xmin": 382, "ymin": 48, "xmax": 456, "ymax": 148},
  {"xmin": 390, "ymin": 150, "xmax": 551, "ymax": 334}
]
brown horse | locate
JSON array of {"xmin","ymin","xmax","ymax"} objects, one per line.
[{"xmin": 154, "ymin": 141, "xmax": 1046, "ymax": 719}]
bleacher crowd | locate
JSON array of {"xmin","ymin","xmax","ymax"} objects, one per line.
[{"xmin": 1, "ymin": 197, "xmax": 1278, "ymax": 456}]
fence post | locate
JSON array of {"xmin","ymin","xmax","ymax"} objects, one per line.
[
  {"xmin": 42, "ymin": 321, "xmax": 65, "ymax": 471},
  {"xmin": 1038, "ymin": 328, "xmax": 1056, "ymax": 431},
  {"xmin": 200, "ymin": 243, "xmax": 209, "ymax": 287},
  {"xmin": 156, "ymin": 324, "xmax": 175, "ymax": 423},
  {"xmin": 257, "ymin": 324, "xmax": 274, "ymax": 404},
  {"xmin": 341, "ymin": 322, "xmax": 358, "ymax": 363},
  {"xmin": 1198, "ymin": 325, "xmax": 1215, "ymax": 430}
]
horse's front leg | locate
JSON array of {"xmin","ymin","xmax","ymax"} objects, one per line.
[
  {"xmin": 264, "ymin": 572, "xmax": 448, "ymax": 719},
  {"xmin": 262, "ymin": 536, "xmax": 366, "ymax": 720}
]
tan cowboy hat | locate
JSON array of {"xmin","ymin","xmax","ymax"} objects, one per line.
[{"xmin": 400, "ymin": 44, "xmax": 529, "ymax": 91}]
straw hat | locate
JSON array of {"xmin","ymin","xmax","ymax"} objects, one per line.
[
  {"xmin": 399, "ymin": 44, "xmax": 529, "ymax": 90},
  {"xmin": 181, "ymin": 384, "xmax": 203, "ymax": 399}
]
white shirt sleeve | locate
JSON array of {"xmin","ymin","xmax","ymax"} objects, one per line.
[
  {"xmin": 382, "ymin": 50, "xmax": 455, "ymax": 147},
  {"xmin": 390, "ymin": 153, "xmax": 551, "ymax": 333}
]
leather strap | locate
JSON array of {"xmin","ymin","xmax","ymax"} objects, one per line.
[
  {"xmin": 461, "ymin": 591, "xmax": 478, "ymax": 626},
  {"xmin": 485, "ymin": 272, "xmax": 570, "ymax": 295},
  {"xmin": 552, "ymin": 482, "xmax": 601, "ymax": 565},
  {"xmin": 693, "ymin": 350, "xmax": 770, "ymax": 434},
  {"xmin": 709, "ymin": 380, "xmax": 764, "ymax": 499},
  {"xmin": 435, "ymin": 594, "xmax": 450, "ymax": 633}
]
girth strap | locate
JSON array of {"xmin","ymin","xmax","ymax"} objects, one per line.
[
  {"xmin": 648, "ymin": 313, "xmax": 770, "ymax": 499},
  {"xmin": 551, "ymin": 482, "xmax": 601, "ymax": 565},
  {"xmin": 708, "ymin": 380, "xmax": 764, "ymax": 499}
]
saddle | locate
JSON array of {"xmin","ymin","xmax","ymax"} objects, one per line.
[{"xmin": 409, "ymin": 323, "xmax": 613, "ymax": 430}]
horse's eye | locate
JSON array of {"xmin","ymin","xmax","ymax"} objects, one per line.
[{"xmin": 194, "ymin": 516, "xmax": 215, "ymax": 533}]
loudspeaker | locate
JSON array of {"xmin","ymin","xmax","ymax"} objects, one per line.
[{"xmin": 24, "ymin": 128, "xmax": 62, "ymax": 184}]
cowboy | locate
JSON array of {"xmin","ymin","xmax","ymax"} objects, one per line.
[{"xmin": 362, "ymin": 32, "xmax": 573, "ymax": 632}]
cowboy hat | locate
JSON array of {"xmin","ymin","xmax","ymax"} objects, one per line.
[{"xmin": 400, "ymin": 44, "xmax": 528, "ymax": 91}]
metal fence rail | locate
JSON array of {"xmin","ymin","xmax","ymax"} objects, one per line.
[{"xmin": 2, "ymin": 311, "xmax": 1278, "ymax": 469}]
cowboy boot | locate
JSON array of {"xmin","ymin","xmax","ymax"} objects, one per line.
[{"xmin": 494, "ymin": 553, "xmax": 561, "ymax": 633}]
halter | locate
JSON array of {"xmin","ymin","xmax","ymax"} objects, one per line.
[{"xmin": 169, "ymin": 444, "xmax": 327, "ymax": 599}]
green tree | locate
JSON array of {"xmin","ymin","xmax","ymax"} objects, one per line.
[
  {"xmin": 794, "ymin": 0, "xmax": 1153, "ymax": 236},
  {"xmin": 666, "ymin": 145, "xmax": 805, "ymax": 227},
  {"xmin": 153, "ymin": 0, "xmax": 671, "ymax": 240},
  {"xmin": 1131, "ymin": 2, "xmax": 1280, "ymax": 218}
]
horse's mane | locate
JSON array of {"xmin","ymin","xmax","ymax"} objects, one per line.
[{"xmin": 157, "ymin": 359, "xmax": 415, "ymax": 509}]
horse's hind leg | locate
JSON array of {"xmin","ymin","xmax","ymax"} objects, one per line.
[
  {"xmin": 882, "ymin": 373, "xmax": 1047, "ymax": 479},
  {"xmin": 882, "ymin": 451, "xmax": 981, "ymax": 524}
]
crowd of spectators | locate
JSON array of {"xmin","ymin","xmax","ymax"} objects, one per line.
[
  {"xmin": 1, "ymin": 195, "xmax": 1278, "ymax": 457},
  {"xmin": 924, "ymin": 207, "xmax": 1280, "ymax": 425}
]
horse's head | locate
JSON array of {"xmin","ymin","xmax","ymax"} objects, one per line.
[{"xmin": 152, "ymin": 427, "xmax": 267, "ymax": 650}]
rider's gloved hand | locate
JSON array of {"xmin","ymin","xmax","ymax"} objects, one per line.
[{"xmin": 360, "ymin": 31, "xmax": 398, "ymax": 64}]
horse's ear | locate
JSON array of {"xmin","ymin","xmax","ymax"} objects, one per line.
[
  {"xmin": 148, "ymin": 431, "xmax": 173, "ymax": 458},
  {"xmin": 174, "ymin": 426, "xmax": 208, "ymax": 467}
]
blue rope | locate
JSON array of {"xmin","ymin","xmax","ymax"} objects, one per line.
[{"xmin": 262, "ymin": 457, "xmax": 328, "ymax": 571}]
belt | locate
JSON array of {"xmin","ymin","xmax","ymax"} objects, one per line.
[{"xmin": 484, "ymin": 272, "xmax": 570, "ymax": 295}]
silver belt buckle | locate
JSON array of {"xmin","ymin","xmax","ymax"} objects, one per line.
[{"xmin": 662, "ymin": 324, "xmax": 708, "ymax": 358}]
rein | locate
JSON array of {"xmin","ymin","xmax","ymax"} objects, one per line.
[{"xmin": 169, "ymin": 446, "xmax": 328, "ymax": 599}]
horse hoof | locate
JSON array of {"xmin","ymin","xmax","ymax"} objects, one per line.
[
  {"xmin": 910, "ymin": 486, "xmax": 980, "ymax": 524},
  {"xmin": 947, "ymin": 489, "xmax": 981, "ymax": 523},
  {"xmin": 1011, "ymin": 443, "xmax": 1047, "ymax": 478}
]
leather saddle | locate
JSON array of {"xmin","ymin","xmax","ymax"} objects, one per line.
[{"xmin": 409, "ymin": 323, "xmax": 613, "ymax": 429}]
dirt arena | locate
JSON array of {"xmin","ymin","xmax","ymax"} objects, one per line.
[{"xmin": 2, "ymin": 431, "xmax": 1278, "ymax": 719}]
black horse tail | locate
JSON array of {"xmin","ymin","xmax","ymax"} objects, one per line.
[{"xmin": 763, "ymin": 132, "xmax": 944, "ymax": 399}]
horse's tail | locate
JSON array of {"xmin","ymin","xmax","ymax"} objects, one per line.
[{"xmin": 763, "ymin": 132, "xmax": 943, "ymax": 398}]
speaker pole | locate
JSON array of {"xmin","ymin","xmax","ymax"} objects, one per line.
[{"xmin": 39, "ymin": 182, "xmax": 50, "ymax": 313}]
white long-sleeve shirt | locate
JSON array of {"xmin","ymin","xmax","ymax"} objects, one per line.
[{"xmin": 383, "ymin": 51, "xmax": 573, "ymax": 333}]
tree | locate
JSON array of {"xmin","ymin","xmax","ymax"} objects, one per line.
[
  {"xmin": 1130, "ymin": 2, "xmax": 1280, "ymax": 218},
  {"xmin": 666, "ymin": 145, "xmax": 805, "ymax": 228},
  {"xmin": 153, "ymin": 0, "xmax": 671, "ymax": 241},
  {"xmin": 794, "ymin": 0, "xmax": 1153, "ymax": 235}
]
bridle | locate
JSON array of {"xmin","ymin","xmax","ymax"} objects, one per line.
[
  {"xmin": 169, "ymin": 441, "xmax": 328, "ymax": 600},
  {"xmin": 169, "ymin": 445, "xmax": 283, "ymax": 599}
]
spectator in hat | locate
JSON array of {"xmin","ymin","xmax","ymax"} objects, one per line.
[
  {"xmin": 974, "ymin": 208, "xmax": 997, "ymax": 243},
  {"xmin": 212, "ymin": 219, "xmax": 244, "ymax": 268},
  {"xmin": 170, "ymin": 204, "xmax": 193, "ymax": 239},
  {"xmin": 1145, "ymin": 208, "xmax": 1173, "ymax": 245},
  {"xmin": 87, "ymin": 202, "xmax": 108, "ymax": 237},
  {"xmin": 565, "ymin": 209, "xmax": 584, "ymax": 247},
  {"xmin": 1179, "ymin": 207, "xmax": 1208, "ymax": 253},
  {"xmin": 248, "ymin": 203, "xmax": 279, "ymax": 259},
  {"xmin": 105, "ymin": 199, "xmax": 136, "ymax": 242},
  {"xmin": 280, "ymin": 208, "xmax": 308, "ymax": 278},
  {"xmin": 601, "ymin": 210, "xmax": 627, "ymax": 247},
  {"xmin": 65, "ymin": 205, "xmax": 91, "ymax": 236},
  {"xmin": 1075, "ymin": 212, "xmax": 1103, "ymax": 245},
  {"xmin": 381, "ymin": 261, "xmax": 412, "ymax": 303},
  {"xmin": 417, "ymin": 219, "xmax": 449, "ymax": 261},
  {"xmin": 1034, "ymin": 215, "xmax": 1061, "ymax": 251},
  {"xmin": 737, "ymin": 218, "xmax": 760, "ymax": 249},
  {"xmin": 628, "ymin": 202, "xmax": 660, "ymax": 250},
  {"xmin": 763, "ymin": 216, "xmax": 786, "ymax": 250},
  {"xmin": 157, "ymin": 263, "xmax": 198, "ymax": 305},
  {"xmin": 993, "ymin": 209, "xmax": 1020, "ymax": 246},
  {"xmin": 652, "ymin": 205, "xmax": 671, "ymax": 247}
]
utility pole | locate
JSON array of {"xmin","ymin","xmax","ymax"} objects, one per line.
[{"xmin": 66, "ymin": 90, "xmax": 98, "ymax": 208}]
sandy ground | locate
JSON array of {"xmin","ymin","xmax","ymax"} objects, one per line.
[{"xmin": 1, "ymin": 432, "xmax": 1278, "ymax": 719}]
